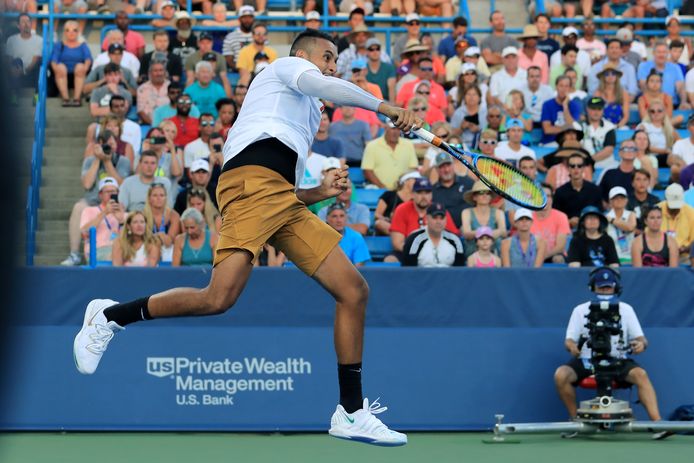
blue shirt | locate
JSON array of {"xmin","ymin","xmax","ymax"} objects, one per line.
[
  {"xmin": 312, "ymin": 137, "xmax": 344, "ymax": 157},
  {"xmin": 184, "ymin": 81, "xmax": 226, "ymax": 117},
  {"xmin": 338, "ymin": 227, "xmax": 371, "ymax": 265},
  {"xmin": 540, "ymin": 98, "xmax": 583, "ymax": 145},
  {"xmin": 587, "ymin": 58, "xmax": 638, "ymax": 96},
  {"xmin": 318, "ymin": 202, "xmax": 371, "ymax": 228},
  {"xmin": 329, "ymin": 120, "xmax": 371, "ymax": 162},
  {"xmin": 637, "ymin": 61, "xmax": 684, "ymax": 105},
  {"xmin": 50, "ymin": 41, "xmax": 92, "ymax": 73},
  {"xmin": 438, "ymin": 34, "xmax": 478, "ymax": 60}
]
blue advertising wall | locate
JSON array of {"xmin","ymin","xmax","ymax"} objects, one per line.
[{"xmin": 2, "ymin": 267, "xmax": 694, "ymax": 431}]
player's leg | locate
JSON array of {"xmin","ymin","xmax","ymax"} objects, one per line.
[
  {"xmin": 625, "ymin": 366, "xmax": 661, "ymax": 420},
  {"xmin": 554, "ymin": 365, "xmax": 579, "ymax": 418}
]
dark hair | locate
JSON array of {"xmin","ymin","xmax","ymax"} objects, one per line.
[
  {"xmin": 417, "ymin": 55, "xmax": 433, "ymax": 65},
  {"xmin": 97, "ymin": 129, "xmax": 116, "ymax": 144},
  {"xmin": 560, "ymin": 44, "xmax": 579, "ymax": 55},
  {"xmin": 555, "ymin": 75, "xmax": 570, "ymax": 86},
  {"xmin": 215, "ymin": 97, "xmax": 237, "ymax": 111},
  {"xmin": 289, "ymin": 29, "xmax": 335, "ymax": 56},
  {"xmin": 104, "ymin": 62, "xmax": 121, "ymax": 74},
  {"xmin": 252, "ymin": 22, "xmax": 267, "ymax": 33},
  {"xmin": 518, "ymin": 156, "xmax": 536, "ymax": 165},
  {"xmin": 643, "ymin": 205, "xmax": 661, "ymax": 218},
  {"xmin": 108, "ymin": 95, "xmax": 126, "ymax": 108},
  {"xmin": 145, "ymin": 126, "xmax": 161, "ymax": 138},
  {"xmin": 489, "ymin": 10, "xmax": 502, "ymax": 22},
  {"xmin": 563, "ymin": 66, "xmax": 577, "ymax": 76},
  {"xmin": 453, "ymin": 16, "xmax": 468, "ymax": 27},
  {"xmin": 18, "ymin": 12, "xmax": 31, "ymax": 22},
  {"xmin": 199, "ymin": 112, "xmax": 215, "ymax": 120},
  {"xmin": 168, "ymin": 82, "xmax": 182, "ymax": 91},
  {"xmin": 535, "ymin": 13, "xmax": 551, "ymax": 23},
  {"xmin": 633, "ymin": 168, "xmax": 651, "ymax": 180},
  {"xmin": 646, "ymin": 68, "xmax": 663, "ymax": 82},
  {"xmin": 540, "ymin": 182, "xmax": 553, "ymax": 195},
  {"xmin": 527, "ymin": 65, "xmax": 541, "ymax": 74},
  {"xmin": 669, "ymin": 39, "xmax": 684, "ymax": 49},
  {"xmin": 140, "ymin": 149, "xmax": 158, "ymax": 161},
  {"xmin": 209, "ymin": 131, "xmax": 223, "ymax": 140},
  {"xmin": 153, "ymin": 29, "xmax": 168, "ymax": 39},
  {"xmin": 605, "ymin": 38, "xmax": 622, "ymax": 48}
]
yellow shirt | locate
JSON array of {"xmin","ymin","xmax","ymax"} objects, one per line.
[
  {"xmin": 236, "ymin": 45, "xmax": 278, "ymax": 73},
  {"xmin": 361, "ymin": 136, "xmax": 418, "ymax": 190},
  {"xmin": 659, "ymin": 202, "xmax": 694, "ymax": 248}
]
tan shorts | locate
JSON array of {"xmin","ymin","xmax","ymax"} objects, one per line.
[{"xmin": 214, "ymin": 165, "xmax": 342, "ymax": 276}]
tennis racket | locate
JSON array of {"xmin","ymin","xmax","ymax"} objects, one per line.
[{"xmin": 413, "ymin": 127, "xmax": 547, "ymax": 210}]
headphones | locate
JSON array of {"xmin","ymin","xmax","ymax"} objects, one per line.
[{"xmin": 588, "ymin": 266, "xmax": 622, "ymax": 296}]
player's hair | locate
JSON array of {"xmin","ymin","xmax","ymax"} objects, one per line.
[{"xmin": 289, "ymin": 29, "xmax": 336, "ymax": 56}]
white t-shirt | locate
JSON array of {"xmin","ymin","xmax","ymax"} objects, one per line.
[
  {"xmin": 93, "ymin": 50, "xmax": 141, "ymax": 78},
  {"xmin": 298, "ymin": 152, "xmax": 327, "ymax": 189},
  {"xmin": 672, "ymin": 138, "xmax": 694, "ymax": 166},
  {"xmin": 576, "ymin": 38, "xmax": 606, "ymax": 61},
  {"xmin": 606, "ymin": 209, "xmax": 635, "ymax": 263},
  {"xmin": 686, "ymin": 68, "xmax": 694, "ymax": 94},
  {"xmin": 417, "ymin": 234, "xmax": 459, "ymax": 267},
  {"xmin": 183, "ymin": 138, "xmax": 211, "ymax": 168},
  {"xmin": 630, "ymin": 41, "xmax": 647, "ymax": 60},
  {"xmin": 223, "ymin": 57, "xmax": 324, "ymax": 187},
  {"xmin": 565, "ymin": 300, "xmax": 644, "ymax": 360},
  {"xmin": 494, "ymin": 142, "xmax": 536, "ymax": 165},
  {"xmin": 122, "ymin": 119, "xmax": 141, "ymax": 157},
  {"xmin": 5, "ymin": 33, "xmax": 43, "ymax": 71},
  {"xmin": 520, "ymin": 83, "xmax": 554, "ymax": 122},
  {"xmin": 489, "ymin": 67, "xmax": 527, "ymax": 104}
]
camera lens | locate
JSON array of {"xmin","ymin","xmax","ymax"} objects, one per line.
[{"xmin": 101, "ymin": 144, "xmax": 112, "ymax": 155}]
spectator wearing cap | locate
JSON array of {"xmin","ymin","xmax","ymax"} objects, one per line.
[
  {"xmin": 79, "ymin": 177, "xmax": 126, "ymax": 264},
  {"xmin": 467, "ymin": 226, "xmax": 501, "ymax": 267},
  {"xmin": 325, "ymin": 202, "xmax": 371, "ymax": 266},
  {"xmin": 89, "ymin": 63, "xmax": 134, "ymax": 119},
  {"xmin": 615, "ymin": 27, "xmax": 642, "ymax": 72},
  {"xmin": 494, "ymin": 118, "xmax": 536, "ymax": 166},
  {"xmin": 664, "ymin": 16, "xmax": 692, "ymax": 68},
  {"xmin": 631, "ymin": 205, "xmax": 680, "ymax": 267},
  {"xmin": 329, "ymin": 106, "xmax": 372, "ymax": 167},
  {"xmin": 658, "ymin": 183, "xmax": 694, "ymax": 261},
  {"xmin": 306, "ymin": 157, "xmax": 344, "ymax": 214},
  {"xmin": 183, "ymin": 61, "xmax": 226, "ymax": 117},
  {"xmin": 579, "ymin": 96, "xmax": 618, "ymax": 170},
  {"xmin": 152, "ymin": 0, "xmax": 177, "ymax": 28},
  {"xmin": 438, "ymin": 16, "xmax": 478, "ymax": 61},
  {"xmin": 175, "ymin": 159, "xmax": 217, "ymax": 214},
  {"xmin": 480, "ymin": 10, "xmax": 519, "ymax": 69},
  {"xmin": 501, "ymin": 208, "xmax": 545, "ymax": 267},
  {"xmin": 374, "ymin": 171, "xmax": 421, "ymax": 235},
  {"xmin": 402, "ymin": 202, "xmax": 464, "ymax": 267},
  {"xmin": 599, "ymin": 140, "xmax": 639, "ymax": 204},
  {"xmin": 185, "ymin": 32, "xmax": 232, "ymax": 97},
  {"xmin": 169, "ymin": 11, "xmax": 198, "ymax": 64},
  {"xmin": 201, "ymin": 2, "xmax": 239, "ymax": 53},
  {"xmin": 549, "ymin": 27, "xmax": 591, "ymax": 79},
  {"xmin": 540, "ymin": 75, "xmax": 581, "ymax": 146},
  {"xmin": 637, "ymin": 41, "xmax": 688, "ymax": 109},
  {"xmin": 236, "ymin": 23, "xmax": 277, "ymax": 86},
  {"xmin": 554, "ymin": 152, "xmax": 603, "ymax": 229},
  {"xmin": 84, "ymin": 43, "xmax": 137, "ymax": 98},
  {"xmin": 298, "ymin": 150, "xmax": 330, "ymax": 190},
  {"xmin": 312, "ymin": 112, "xmax": 344, "ymax": 158},
  {"xmin": 587, "ymin": 38, "xmax": 639, "ymax": 98},
  {"xmin": 136, "ymin": 62, "xmax": 170, "ymax": 125},
  {"xmin": 390, "ymin": 178, "xmax": 460, "ymax": 257},
  {"xmin": 152, "ymin": 82, "xmax": 201, "ymax": 127},
  {"xmin": 432, "ymin": 152, "xmax": 474, "ymax": 229},
  {"xmin": 534, "ymin": 13, "xmax": 560, "ymax": 58},
  {"xmin": 443, "ymin": 38, "xmax": 485, "ymax": 87},
  {"xmin": 393, "ymin": 13, "xmax": 423, "ymax": 65},
  {"xmin": 448, "ymin": 63, "xmax": 488, "ymax": 117},
  {"xmin": 576, "ymin": 18, "xmax": 606, "ymax": 64},
  {"xmin": 50, "ymin": 19, "xmax": 91, "ymax": 107},
  {"xmin": 517, "ymin": 25, "xmax": 549, "ymax": 85},
  {"xmin": 365, "ymin": 37, "xmax": 397, "ymax": 102},
  {"xmin": 167, "ymin": 93, "xmax": 200, "ymax": 147},
  {"xmin": 593, "ymin": 64, "xmax": 630, "ymax": 128},
  {"xmin": 531, "ymin": 183, "xmax": 571, "ymax": 264},
  {"xmin": 545, "ymin": 141, "xmax": 593, "ymax": 191},
  {"xmin": 396, "ymin": 56, "xmax": 448, "ymax": 114},
  {"xmin": 102, "ymin": 11, "xmax": 146, "ymax": 59},
  {"xmin": 93, "ymin": 30, "xmax": 140, "ymax": 77},
  {"xmin": 361, "ymin": 121, "xmax": 418, "ymax": 189},
  {"xmin": 318, "ymin": 178, "xmax": 371, "ymax": 235},
  {"xmin": 463, "ymin": 46, "xmax": 491, "ymax": 81},
  {"xmin": 638, "ymin": 68, "xmax": 683, "ymax": 126},
  {"xmin": 6, "ymin": 13, "xmax": 43, "ymax": 90},
  {"xmin": 222, "ymin": 5, "xmax": 255, "ymax": 71},
  {"xmin": 140, "ymin": 30, "xmax": 184, "ymax": 85},
  {"xmin": 335, "ymin": 7, "xmax": 365, "ymax": 54},
  {"xmin": 487, "ymin": 46, "xmax": 527, "ymax": 108},
  {"xmin": 568, "ymin": 206, "xmax": 619, "ymax": 267},
  {"xmin": 338, "ymin": 24, "xmax": 392, "ymax": 80},
  {"xmin": 520, "ymin": 65, "xmax": 554, "ymax": 128},
  {"xmin": 605, "ymin": 186, "xmax": 637, "ymax": 264},
  {"xmin": 461, "ymin": 180, "xmax": 506, "ymax": 258}
]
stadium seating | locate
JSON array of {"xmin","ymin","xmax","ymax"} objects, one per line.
[
  {"xmin": 356, "ymin": 188, "xmax": 385, "ymax": 209},
  {"xmin": 364, "ymin": 236, "xmax": 394, "ymax": 260},
  {"xmin": 348, "ymin": 167, "xmax": 365, "ymax": 187}
]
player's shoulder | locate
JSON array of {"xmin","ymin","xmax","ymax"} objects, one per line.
[{"xmin": 271, "ymin": 56, "xmax": 319, "ymax": 72}]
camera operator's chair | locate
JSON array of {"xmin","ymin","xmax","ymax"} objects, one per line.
[{"xmin": 578, "ymin": 375, "xmax": 636, "ymax": 405}]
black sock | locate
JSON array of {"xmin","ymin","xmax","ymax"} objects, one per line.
[
  {"xmin": 338, "ymin": 363, "xmax": 363, "ymax": 413},
  {"xmin": 103, "ymin": 297, "xmax": 152, "ymax": 327}
]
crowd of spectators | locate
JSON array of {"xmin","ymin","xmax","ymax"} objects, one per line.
[{"xmin": 4, "ymin": 3, "xmax": 694, "ymax": 269}]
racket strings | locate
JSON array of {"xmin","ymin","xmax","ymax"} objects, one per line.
[{"xmin": 474, "ymin": 158, "xmax": 546, "ymax": 209}]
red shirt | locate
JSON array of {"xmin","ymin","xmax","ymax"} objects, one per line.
[
  {"xmin": 390, "ymin": 201, "xmax": 460, "ymax": 237},
  {"xmin": 168, "ymin": 115, "xmax": 200, "ymax": 147},
  {"xmin": 396, "ymin": 79, "xmax": 448, "ymax": 113}
]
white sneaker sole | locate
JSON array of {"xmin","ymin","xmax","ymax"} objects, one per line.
[
  {"xmin": 328, "ymin": 427, "xmax": 407, "ymax": 447},
  {"xmin": 73, "ymin": 299, "xmax": 115, "ymax": 375}
]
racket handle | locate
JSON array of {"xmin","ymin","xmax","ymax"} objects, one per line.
[{"xmin": 412, "ymin": 127, "xmax": 442, "ymax": 147}]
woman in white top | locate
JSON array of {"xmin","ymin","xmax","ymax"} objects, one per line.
[
  {"xmin": 112, "ymin": 211, "xmax": 160, "ymax": 267},
  {"xmin": 637, "ymin": 100, "xmax": 680, "ymax": 164}
]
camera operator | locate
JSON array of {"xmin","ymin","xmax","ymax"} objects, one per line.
[{"xmin": 553, "ymin": 267, "xmax": 667, "ymax": 436}]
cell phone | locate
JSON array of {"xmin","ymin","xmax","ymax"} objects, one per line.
[
  {"xmin": 463, "ymin": 114, "xmax": 479, "ymax": 125},
  {"xmin": 150, "ymin": 136, "xmax": 167, "ymax": 145},
  {"xmin": 110, "ymin": 194, "xmax": 118, "ymax": 203},
  {"xmin": 213, "ymin": 144, "xmax": 222, "ymax": 152}
]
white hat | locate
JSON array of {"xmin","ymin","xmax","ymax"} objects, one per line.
[
  {"xmin": 665, "ymin": 15, "xmax": 680, "ymax": 25},
  {"xmin": 665, "ymin": 183, "xmax": 684, "ymax": 209},
  {"xmin": 159, "ymin": 0, "xmax": 175, "ymax": 12},
  {"xmin": 501, "ymin": 46, "xmax": 518, "ymax": 58},
  {"xmin": 322, "ymin": 157, "xmax": 341, "ymax": 171},
  {"xmin": 238, "ymin": 5, "xmax": 255, "ymax": 17},
  {"xmin": 464, "ymin": 46, "xmax": 481, "ymax": 57},
  {"xmin": 254, "ymin": 61, "xmax": 269, "ymax": 73},
  {"xmin": 399, "ymin": 171, "xmax": 422, "ymax": 185},
  {"xmin": 190, "ymin": 159, "xmax": 210, "ymax": 172},
  {"xmin": 305, "ymin": 10, "xmax": 320, "ymax": 21},
  {"xmin": 405, "ymin": 13, "xmax": 420, "ymax": 23},
  {"xmin": 615, "ymin": 27, "xmax": 633, "ymax": 43},
  {"xmin": 514, "ymin": 208, "xmax": 533, "ymax": 221},
  {"xmin": 562, "ymin": 26, "xmax": 579, "ymax": 37},
  {"xmin": 98, "ymin": 177, "xmax": 119, "ymax": 192},
  {"xmin": 608, "ymin": 186, "xmax": 628, "ymax": 200},
  {"xmin": 460, "ymin": 62, "xmax": 477, "ymax": 74}
]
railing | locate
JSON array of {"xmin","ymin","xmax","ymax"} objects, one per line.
[{"xmin": 25, "ymin": 23, "xmax": 50, "ymax": 266}]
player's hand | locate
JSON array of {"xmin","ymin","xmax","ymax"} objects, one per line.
[
  {"xmin": 320, "ymin": 166, "xmax": 348, "ymax": 198},
  {"xmin": 378, "ymin": 103, "xmax": 424, "ymax": 132}
]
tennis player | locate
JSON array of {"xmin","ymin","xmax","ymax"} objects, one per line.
[{"xmin": 73, "ymin": 29, "xmax": 422, "ymax": 446}]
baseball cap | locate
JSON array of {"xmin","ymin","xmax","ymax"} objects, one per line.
[
  {"xmin": 665, "ymin": 183, "xmax": 684, "ymax": 209},
  {"xmin": 615, "ymin": 27, "xmax": 633, "ymax": 43},
  {"xmin": 412, "ymin": 178, "xmax": 433, "ymax": 192},
  {"xmin": 594, "ymin": 268, "xmax": 618, "ymax": 288},
  {"xmin": 514, "ymin": 208, "xmax": 533, "ymax": 221},
  {"xmin": 427, "ymin": 202, "xmax": 446, "ymax": 217},
  {"xmin": 399, "ymin": 171, "xmax": 422, "ymax": 185},
  {"xmin": 435, "ymin": 152, "xmax": 453, "ymax": 166},
  {"xmin": 202, "ymin": 52, "xmax": 217, "ymax": 61},
  {"xmin": 108, "ymin": 43, "xmax": 124, "ymax": 53},
  {"xmin": 190, "ymin": 159, "xmax": 210, "ymax": 173},
  {"xmin": 587, "ymin": 96, "xmax": 605, "ymax": 109},
  {"xmin": 350, "ymin": 6, "xmax": 365, "ymax": 16},
  {"xmin": 199, "ymin": 32, "xmax": 213, "ymax": 41},
  {"xmin": 305, "ymin": 10, "xmax": 320, "ymax": 21},
  {"xmin": 322, "ymin": 157, "xmax": 341, "ymax": 171},
  {"xmin": 501, "ymin": 46, "xmax": 518, "ymax": 58},
  {"xmin": 350, "ymin": 57, "xmax": 367, "ymax": 70},
  {"xmin": 366, "ymin": 37, "xmax": 381, "ymax": 49},
  {"xmin": 475, "ymin": 226, "xmax": 494, "ymax": 239},
  {"xmin": 460, "ymin": 62, "xmax": 477, "ymax": 74},
  {"xmin": 159, "ymin": 0, "xmax": 175, "ymax": 10},
  {"xmin": 405, "ymin": 13, "xmax": 420, "ymax": 23},
  {"xmin": 562, "ymin": 26, "xmax": 579, "ymax": 37},
  {"xmin": 98, "ymin": 177, "xmax": 119, "ymax": 192},
  {"xmin": 506, "ymin": 118, "xmax": 524, "ymax": 129},
  {"xmin": 608, "ymin": 186, "xmax": 627, "ymax": 200},
  {"xmin": 326, "ymin": 201, "xmax": 347, "ymax": 215},
  {"xmin": 238, "ymin": 5, "xmax": 255, "ymax": 16},
  {"xmin": 464, "ymin": 46, "xmax": 481, "ymax": 57}
]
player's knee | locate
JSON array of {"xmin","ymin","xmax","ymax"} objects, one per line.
[{"xmin": 203, "ymin": 289, "xmax": 239, "ymax": 315}]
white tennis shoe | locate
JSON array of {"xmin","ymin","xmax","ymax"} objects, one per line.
[
  {"xmin": 73, "ymin": 299, "xmax": 123, "ymax": 375},
  {"xmin": 329, "ymin": 398, "xmax": 407, "ymax": 446}
]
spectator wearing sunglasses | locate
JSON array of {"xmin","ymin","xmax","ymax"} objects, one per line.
[
  {"xmin": 638, "ymin": 69, "xmax": 682, "ymax": 126},
  {"xmin": 364, "ymin": 38, "xmax": 397, "ymax": 103},
  {"xmin": 593, "ymin": 64, "xmax": 630, "ymax": 128},
  {"xmin": 167, "ymin": 93, "xmax": 200, "ymax": 147},
  {"xmin": 183, "ymin": 113, "xmax": 216, "ymax": 170},
  {"xmin": 636, "ymin": 99, "xmax": 681, "ymax": 163},
  {"xmin": 586, "ymin": 38, "xmax": 638, "ymax": 98},
  {"xmin": 396, "ymin": 56, "xmax": 448, "ymax": 114},
  {"xmin": 554, "ymin": 152, "xmax": 603, "ymax": 229},
  {"xmin": 486, "ymin": 105, "xmax": 507, "ymax": 143},
  {"xmin": 152, "ymin": 83, "xmax": 201, "ymax": 128},
  {"xmin": 392, "ymin": 13, "xmax": 423, "ymax": 66},
  {"xmin": 599, "ymin": 140, "xmax": 639, "ymax": 205}
]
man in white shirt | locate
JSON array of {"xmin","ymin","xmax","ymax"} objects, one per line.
[
  {"xmin": 5, "ymin": 13, "xmax": 42, "ymax": 88},
  {"xmin": 402, "ymin": 202, "xmax": 465, "ymax": 267},
  {"xmin": 183, "ymin": 113, "xmax": 215, "ymax": 169},
  {"xmin": 92, "ymin": 29, "xmax": 140, "ymax": 77},
  {"xmin": 521, "ymin": 65, "xmax": 554, "ymax": 126},
  {"xmin": 494, "ymin": 118, "xmax": 535, "ymax": 166},
  {"xmin": 73, "ymin": 29, "xmax": 421, "ymax": 447},
  {"xmin": 672, "ymin": 116, "xmax": 694, "ymax": 167},
  {"xmin": 488, "ymin": 46, "xmax": 527, "ymax": 107}
]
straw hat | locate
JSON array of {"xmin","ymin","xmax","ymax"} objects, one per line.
[
  {"xmin": 554, "ymin": 140, "xmax": 590, "ymax": 159},
  {"xmin": 518, "ymin": 24, "xmax": 540, "ymax": 40},
  {"xmin": 349, "ymin": 24, "xmax": 373, "ymax": 37},
  {"xmin": 174, "ymin": 11, "xmax": 196, "ymax": 27},
  {"xmin": 597, "ymin": 63, "xmax": 623, "ymax": 79},
  {"xmin": 463, "ymin": 180, "xmax": 496, "ymax": 205},
  {"xmin": 400, "ymin": 39, "xmax": 429, "ymax": 56}
]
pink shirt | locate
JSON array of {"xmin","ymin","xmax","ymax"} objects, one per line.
[
  {"xmin": 530, "ymin": 209, "xmax": 570, "ymax": 253},
  {"xmin": 332, "ymin": 107, "xmax": 380, "ymax": 128},
  {"xmin": 102, "ymin": 30, "xmax": 146, "ymax": 56},
  {"xmin": 80, "ymin": 206, "xmax": 120, "ymax": 256},
  {"xmin": 137, "ymin": 80, "xmax": 170, "ymax": 120},
  {"xmin": 518, "ymin": 49, "xmax": 549, "ymax": 84},
  {"xmin": 396, "ymin": 79, "xmax": 448, "ymax": 113}
]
